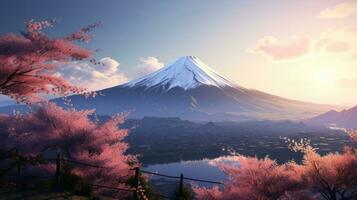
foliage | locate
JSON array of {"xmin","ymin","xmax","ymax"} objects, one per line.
[
  {"xmin": 302, "ymin": 147, "xmax": 357, "ymax": 200},
  {"xmin": 0, "ymin": 19, "xmax": 98, "ymax": 103},
  {"xmin": 194, "ymin": 156, "xmax": 308, "ymax": 200},
  {"xmin": 60, "ymin": 161, "xmax": 93, "ymax": 196},
  {"xmin": 347, "ymin": 130, "xmax": 357, "ymax": 143},
  {"xmin": 0, "ymin": 18, "xmax": 139, "ymax": 198},
  {"xmin": 0, "ymin": 103, "xmax": 137, "ymax": 197},
  {"xmin": 195, "ymin": 134, "xmax": 357, "ymax": 200},
  {"xmin": 174, "ymin": 184, "xmax": 194, "ymax": 200}
]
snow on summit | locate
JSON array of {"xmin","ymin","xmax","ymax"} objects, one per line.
[{"xmin": 125, "ymin": 56, "xmax": 236, "ymax": 90}]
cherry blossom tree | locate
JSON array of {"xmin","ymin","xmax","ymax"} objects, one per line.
[
  {"xmin": 0, "ymin": 103, "xmax": 136, "ymax": 196},
  {"xmin": 301, "ymin": 147, "xmax": 357, "ymax": 200},
  {"xmin": 194, "ymin": 156, "xmax": 309, "ymax": 200},
  {"xmin": 0, "ymin": 20, "xmax": 138, "ymax": 197},
  {"xmin": 347, "ymin": 130, "xmax": 357, "ymax": 143},
  {"xmin": 195, "ymin": 135, "xmax": 357, "ymax": 200},
  {"xmin": 0, "ymin": 19, "xmax": 98, "ymax": 103}
]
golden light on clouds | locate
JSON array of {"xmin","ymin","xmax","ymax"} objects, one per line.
[
  {"xmin": 318, "ymin": 1, "xmax": 357, "ymax": 19},
  {"xmin": 245, "ymin": 18, "xmax": 357, "ymax": 105},
  {"xmin": 246, "ymin": 36, "xmax": 310, "ymax": 61}
]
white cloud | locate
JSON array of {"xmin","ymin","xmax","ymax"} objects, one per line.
[
  {"xmin": 98, "ymin": 57, "xmax": 120, "ymax": 75},
  {"xmin": 56, "ymin": 56, "xmax": 165, "ymax": 90},
  {"xmin": 58, "ymin": 57, "xmax": 127, "ymax": 91},
  {"xmin": 319, "ymin": 2, "xmax": 357, "ymax": 19},
  {"xmin": 135, "ymin": 56, "xmax": 164, "ymax": 77}
]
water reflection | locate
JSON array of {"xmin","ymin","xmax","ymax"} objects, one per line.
[{"xmin": 144, "ymin": 156, "xmax": 240, "ymax": 187}]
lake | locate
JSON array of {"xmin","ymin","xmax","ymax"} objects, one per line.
[{"xmin": 143, "ymin": 156, "xmax": 240, "ymax": 188}]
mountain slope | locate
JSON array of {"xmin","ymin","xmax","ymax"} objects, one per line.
[
  {"xmin": 307, "ymin": 106, "xmax": 357, "ymax": 128},
  {"xmin": 0, "ymin": 56, "xmax": 336, "ymax": 121}
]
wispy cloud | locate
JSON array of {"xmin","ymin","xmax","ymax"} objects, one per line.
[
  {"xmin": 319, "ymin": 2, "xmax": 357, "ymax": 19},
  {"xmin": 339, "ymin": 78, "xmax": 357, "ymax": 88},
  {"xmin": 247, "ymin": 36, "xmax": 310, "ymax": 61},
  {"xmin": 346, "ymin": 26, "xmax": 357, "ymax": 34},
  {"xmin": 351, "ymin": 53, "xmax": 357, "ymax": 61},
  {"xmin": 313, "ymin": 26, "xmax": 357, "ymax": 58},
  {"xmin": 314, "ymin": 39, "xmax": 350, "ymax": 54}
]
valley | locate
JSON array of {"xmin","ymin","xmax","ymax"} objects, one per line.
[{"xmin": 123, "ymin": 117, "xmax": 355, "ymax": 165}]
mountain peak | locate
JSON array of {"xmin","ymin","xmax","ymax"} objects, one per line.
[
  {"xmin": 176, "ymin": 55, "xmax": 198, "ymax": 61},
  {"xmin": 174, "ymin": 55, "xmax": 203, "ymax": 65},
  {"xmin": 125, "ymin": 56, "xmax": 236, "ymax": 90}
]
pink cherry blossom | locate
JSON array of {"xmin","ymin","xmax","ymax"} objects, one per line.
[
  {"xmin": 0, "ymin": 103, "xmax": 137, "ymax": 197},
  {"xmin": 0, "ymin": 20, "xmax": 98, "ymax": 103}
]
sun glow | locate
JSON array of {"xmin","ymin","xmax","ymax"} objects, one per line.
[{"xmin": 314, "ymin": 69, "xmax": 334, "ymax": 84}]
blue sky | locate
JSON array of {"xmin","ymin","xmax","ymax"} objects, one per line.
[
  {"xmin": 1, "ymin": 0, "xmax": 280, "ymax": 70},
  {"xmin": 1, "ymin": 0, "xmax": 357, "ymax": 105}
]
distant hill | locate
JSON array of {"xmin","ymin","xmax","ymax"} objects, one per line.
[
  {"xmin": 0, "ymin": 99, "xmax": 15, "ymax": 107},
  {"xmin": 307, "ymin": 105, "xmax": 357, "ymax": 128},
  {"xmin": 122, "ymin": 117, "xmax": 350, "ymax": 165}
]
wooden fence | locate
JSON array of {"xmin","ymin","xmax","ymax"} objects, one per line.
[{"xmin": 1, "ymin": 150, "xmax": 224, "ymax": 200}]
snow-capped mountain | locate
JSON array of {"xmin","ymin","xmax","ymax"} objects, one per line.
[
  {"xmin": 0, "ymin": 56, "xmax": 337, "ymax": 121},
  {"xmin": 124, "ymin": 56, "xmax": 236, "ymax": 90}
]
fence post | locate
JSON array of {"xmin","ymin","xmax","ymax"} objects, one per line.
[
  {"xmin": 133, "ymin": 167, "xmax": 139, "ymax": 200},
  {"xmin": 14, "ymin": 148, "xmax": 20, "ymax": 187},
  {"xmin": 179, "ymin": 173, "xmax": 184, "ymax": 199},
  {"xmin": 16, "ymin": 160, "xmax": 21, "ymax": 187},
  {"xmin": 55, "ymin": 152, "xmax": 61, "ymax": 191}
]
